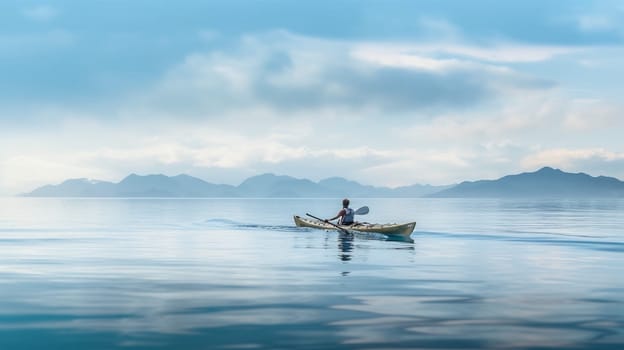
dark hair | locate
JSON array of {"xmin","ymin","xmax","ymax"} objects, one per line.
[{"xmin": 342, "ymin": 198, "xmax": 350, "ymax": 207}]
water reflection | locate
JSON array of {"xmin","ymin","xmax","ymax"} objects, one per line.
[
  {"xmin": 2, "ymin": 198, "xmax": 623, "ymax": 349},
  {"xmin": 337, "ymin": 233, "xmax": 354, "ymax": 262},
  {"xmin": 335, "ymin": 230, "xmax": 414, "ymax": 262},
  {"xmin": 331, "ymin": 294, "xmax": 624, "ymax": 349}
]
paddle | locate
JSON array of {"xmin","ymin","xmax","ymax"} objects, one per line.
[
  {"xmin": 355, "ymin": 206, "xmax": 369, "ymax": 215},
  {"xmin": 306, "ymin": 213, "xmax": 350, "ymax": 234}
]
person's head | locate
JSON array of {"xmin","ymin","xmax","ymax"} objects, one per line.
[{"xmin": 342, "ymin": 198, "xmax": 350, "ymax": 208}]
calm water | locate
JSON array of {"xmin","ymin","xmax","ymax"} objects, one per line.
[{"xmin": 1, "ymin": 197, "xmax": 623, "ymax": 349}]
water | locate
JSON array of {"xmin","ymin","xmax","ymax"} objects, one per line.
[{"xmin": 1, "ymin": 197, "xmax": 623, "ymax": 349}]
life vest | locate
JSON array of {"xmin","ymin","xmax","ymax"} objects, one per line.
[{"xmin": 341, "ymin": 208, "xmax": 355, "ymax": 225}]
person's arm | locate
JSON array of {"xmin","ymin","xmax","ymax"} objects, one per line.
[{"xmin": 325, "ymin": 209, "xmax": 346, "ymax": 222}]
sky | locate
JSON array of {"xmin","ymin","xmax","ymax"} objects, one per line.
[{"xmin": 1, "ymin": 0, "xmax": 624, "ymax": 194}]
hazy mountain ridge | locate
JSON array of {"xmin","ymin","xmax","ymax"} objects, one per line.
[
  {"xmin": 430, "ymin": 167, "xmax": 624, "ymax": 198},
  {"xmin": 23, "ymin": 167, "xmax": 624, "ymax": 198},
  {"xmin": 24, "ymin": 173, "xmax": 449, "ymax": 198}
]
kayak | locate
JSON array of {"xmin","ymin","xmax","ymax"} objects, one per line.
[{"xmin": 293, "ymin": 215, "xmax": 416, "ymax": 237}]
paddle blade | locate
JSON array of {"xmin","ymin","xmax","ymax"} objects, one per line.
[{"xmin": 355, "ymin": 206, "xmax": 369, "ymax": 215}]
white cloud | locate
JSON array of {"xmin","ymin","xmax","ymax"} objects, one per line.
[
  {"xmin": 198, "ymin": 29, "xmax": 220, "ymax": 42},
  {"xmin": 563, "ymin": 99, "xmax": 623, "ymax": 131},
  {"xmin": 578, "ymin": 15, "xmax": 617, "ymax": 32},
  {"xmin": 130, "ymin": 31, "xmax": 556, "ymax": 121},
  {"xmin": 0, "ymin": 154, "xmax": 104, "ymax": 195},
  {"xmin": 23, "ymin": 5, "xmax": 59, "ymax": 21},
  {"xmin": 354, "ymin": 41, "xmax": 581, "ymax": 64},
  {"xmin": 416, "ymin": 17, "xmax": 461, "ymax": 40},
  {"xmin": 2, "ymin": 31, "xmax": 624, "ymax": 194},
  {"xmin": 522, "ymin": 148, "xmax": 624, "ymax": 176},
  {"xmin": 351, "ymin": 48, "xmax": 465, "ymax": 72},
  {"xmin": 399, "ymin": 92, "xmax": 560, "ymax": 144},
  {"xmin": 0, "ymin": 113, "xmax": 399, "ymax": 193},
  {"xmin": 571, "ymin": 1, "xmax": 624, "ymax": 36},
  {"xmin": 0, "ymin": 30, "xmax": 74, "ymax": 55}
]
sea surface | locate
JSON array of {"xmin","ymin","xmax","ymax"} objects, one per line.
[{"xmin": 1, "ymin": 197, "xmax": 623, "ymax": 349}]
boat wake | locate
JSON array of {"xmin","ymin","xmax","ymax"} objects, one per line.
[
  {"xmin": 200, "ymin": 218, "xmax": 307, "ymax": 233},
  {"xmin": 422, "ymin": 231, "xmax": 624, "ymax": 253}
]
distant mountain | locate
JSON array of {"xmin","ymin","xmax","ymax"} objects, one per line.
[
  {"xmin": 115, "ymin": 174, "xmax": 237, "ymax": 197},
  {"xmin": 430, "ymin": 167, "xmax": 624, "ymax": 198},
  {"xmin": 24, "ymin": 173, "xmax": 449, "ymax": 198},
  {"xmin": 392, "ymin": 183, "xmax": 455, "ymax": 197},
  {"xmin": 237, "ymin": 173, "xmax": 333, "ymax": 197},
  {"xmin": 27, "ymin": 174, "xmax": 237, "ymax": 197},
  {"xmin": 25, "ymin": 168, "xmax": 624, "ymax": 198},
  {"xmin": 317, "ymin": 177, "xmax": 454, "ymax": 197},
  {"xmin": 317, "ymin": 177, "xmax": 390, "ymax": 197},
  {"xmin": 27, "ymin": 178, "xmax": 117, "ymax": 197}
]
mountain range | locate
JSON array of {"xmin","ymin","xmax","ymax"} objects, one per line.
[
  {"xmin": 24, "ymin": 173, "xmax": 452, "ymax": 198},
  {"xmin": 23, "ymin": 167, "xmax": 624, "ymax": 198},
  {"xmin": 430, "ymin": 166, "xmax": 624, "ymax": 198}
]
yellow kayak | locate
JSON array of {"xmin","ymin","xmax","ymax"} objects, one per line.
[{"xmin": 293, "ymin": 215, "xmax": 416, "ymax": 237}]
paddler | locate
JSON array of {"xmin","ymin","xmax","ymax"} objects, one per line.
[{"xmin": 325, "ymin": 198, "xmax": 355, "ymax": 226}]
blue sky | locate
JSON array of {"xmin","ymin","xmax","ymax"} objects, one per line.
[{"xmin": 1, "ymin": 1, "xmax": 624, "ymax": 194}]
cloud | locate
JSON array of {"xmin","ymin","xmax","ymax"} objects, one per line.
[
  {"xmin": 568, "ymin": 1, "xmax": 624, "ymax": 39},
  {"xmin": 23, "ymin": 5, "xmax": 59, "ymax": 21},
  {"xmin": 563, "ymin": 99, "xmax": 623, "ymax": 130},
  {"xmin": 133, "ymin": 32, "xmax": 556, "ymax": 119},
  {"xmin": 415, "ymin": 17, "xmax": 461, "ymax": 40},
  {"xmin": 355, "ymin": 42, "xmax": 582, "ymax": 64},
  {"xmin": 522, "ymin": 148, "xmax": 624, "ymax": 178},
  {"xmin": 0, "ymin": 30, "xmax": 74, "ymax": 56},
  {"xmin": 198, "ymin": 29, "xmax": 220, "ymax": 42},
  {"xmin": 2, "ymin": 27, "xmax": 622, "ymax": 194},
  {"xmin": 578, "ymin": 15, "xmax": 618, "ymax": 32},
  {"xmin": 0, "ymin": 115, "xmax": 398, "ymax": 193},
  {"xmin": 0, "ymin": 154, "xmax": 104, "ymax": 195},
  {"xmin": 573, "ymin": 2, "xmax": 624, "ymax": 34},
  {"xmin": 399, "ymin": 92, "xmax": 560, "ymax": 143}
]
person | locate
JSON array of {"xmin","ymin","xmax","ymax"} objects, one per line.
[{"xmin": 325, "ymin": 198, "xmax": 355, "ymax": 226}]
